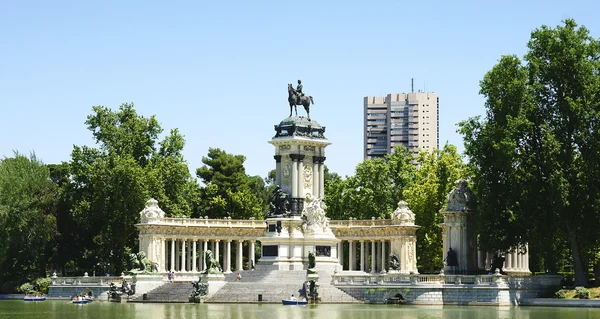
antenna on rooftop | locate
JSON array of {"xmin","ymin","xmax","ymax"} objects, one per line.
[{"xmin": 411, "ymin": 78, "xmax": 414, "ymax": 93}]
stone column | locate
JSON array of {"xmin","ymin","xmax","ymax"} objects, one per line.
[
  {"xmin": 181, "ymin": 240, "xmax": 187, "ymax": 272},
  {"xmin": 170, "ymin": 240, "xmax": 175, "ymax": 272},
  {"xmin": 274, "ymin": 155, "xmax": 282, "ymax": 186},
  {"xmin": 360, "ymin": 241, "xmax": 365, "ymax": 272},
  {"xmin": 237, "ymin": 240, "xmax": 243, "ymax": 271},
  {"xmin": 175, "ymin": 241, "xmax": 180, "ymax": 271},
  {"xmin": 192, "ymin": 240, "xmax": 197, "ymax": 273},
  {"xmin": 290, "ymin": 155, "xmax": 298, "ymax": 197},
  {"xmin": 338, "ymin": 241, "xmax": 344, "ymax": 269},
  {"xmin": 348, "ymin": 241, "xmax": 354, "ymax": 271},
  {"xmin": 365, "ymin": 241, "xmax": 370, "ymax": 272},
  {"xmin": 297, "ymin": 155, "xmax": 305, "ymax": 199},
  {"xmin": 249, "ymin": 241, "xmax": 255, "ymax": 270},
  {"xmin": 203, "ymin": 240, "xmax": 208, "ymax": 271},
  {"xmin": 371, "ymin": 241, "xmax": 376, "ymax": 273},
  {"xmin": 381, "ymin": 240, "xmax": 386, "ymax": 273},
  {"xmin": 186, "ymin": 240, "xmax": 191, "ymax": 272},
  {"xmin": 215, "ymin": 240, "xmax": 220, "ymax": 266},
  {"xmin": 318, "ymin": 156, "xmax": 326, "ymax": 198},
  {"xmin": 312, "ymin": 157, "xmax": 319, "ymax": 198},
  {"xmin": 225, "ymin": 240, "xmax": 232, "ymax": 274},
  {"xmin": 505, "ymin": 251, "xmax": 512, "ymax": 271}
]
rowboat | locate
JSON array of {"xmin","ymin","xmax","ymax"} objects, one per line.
[
  {"xmin": 24, "ymin": 296, "xmax": 46, "ymax": 302},
  {"xmin": 72, "ymin": 299, "xmax": 91, "ymax": 305},
  {"xmin": 281, "ymin": 299, "xmax": 307, "ymax": 305}
]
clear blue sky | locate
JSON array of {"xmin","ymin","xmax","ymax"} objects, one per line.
[{"xmin": 1, "ymin": 0, "xmax": 598, "ymax": 179}]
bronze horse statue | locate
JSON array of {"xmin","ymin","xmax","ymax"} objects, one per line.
[{"xmin": 288, "ymin": 83, "xmax": 314, "ymax": 118}]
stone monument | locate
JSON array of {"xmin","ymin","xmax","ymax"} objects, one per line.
[
  {"xmin": 389, "ymin": 201, "xmax": 419, "ymax": 274},
  {"xmin": 259, "ymin": 80, "xmax": 339, "ymax": 271},
  {"xmin": 439, "ymin": 179, "xmax": 477, "ymax": 274}
]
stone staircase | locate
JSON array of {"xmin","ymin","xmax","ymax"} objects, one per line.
[
  {"xmin": 206, "ymin": 269, "xmax": 361, "ymax": 303},
  {"xmin": 131, "ymin": 282, "xmax": 193, "ymax": 303}
]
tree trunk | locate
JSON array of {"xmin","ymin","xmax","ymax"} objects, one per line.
[
  {"xmin": 566, "ymin": 226, "xmax": 587, "ymax": 287},
  {"xmin": 594, "ymin": 262, "xmax": 600, "ymax": 287}
]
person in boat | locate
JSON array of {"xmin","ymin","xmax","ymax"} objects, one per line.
[{"xmin": 290, "ymin": 294, "xmax": 296, "ymax": 301}]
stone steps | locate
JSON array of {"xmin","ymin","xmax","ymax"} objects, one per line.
[
  {"xmin": 132, "ymin": 282, "xmax": 193, "ymax": 302},
  {"xmin": 206, "ymin": 269, "xmax": 361, "ymax": 303}
]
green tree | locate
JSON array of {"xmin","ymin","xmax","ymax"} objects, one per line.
[
  {"xmin": 65, "ymin": 103, "xmax": 199, "ymax": 274},
  {"xmin": 0, "ymin": 152, "xmax": 57, "ymax": 292},
  {"xmin": 403, "ymin": 145, "xmax": 464, "ymax": 273},
  {"xmin": 196, "ymin": 148, "xmax": 266, "ymax": 219},
  {"xmin": 460, "ymin": 19, "xmax": 600, "ymax": 286}
]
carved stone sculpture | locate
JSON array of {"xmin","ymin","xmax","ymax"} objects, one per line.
[
  {"xmin": 389, "ymin": 253, "xmax": 400, "ymax": 271},
  {"xmin": 391, "ymin": 200, "xmax": 415, "ymax": 226},
  {"xmin": 139, "ymin": 198, "xmax": 165, "ymax": 223},
  {"xmin": 446, "ymin": 179, "xmax": 474, "ymax": 211},
  {"xmin": 301, "ymin": 195, "xmax": 329, "ymax": 232},
  {"xmin": 128, "ymin": 251, "xmax": 158, "ymax": 274},
  {"xmin": 267, "ymin": 185, "xmax": 290, "ymax": 218},
  {"xmin": 202, "ymin": 250, "xmax": 222, "ymax": 274},
  {"xmin": 288, "ymin": 82, "xmax": 314, "ymax": 119},
  {"xmin": 307, "ymin": 251, "xmax": 318, "ymax": 274}
]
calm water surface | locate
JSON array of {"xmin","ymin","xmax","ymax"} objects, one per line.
[{"xmin": 1, "ymin": 301, "xmax": 599, "ymax": 319}]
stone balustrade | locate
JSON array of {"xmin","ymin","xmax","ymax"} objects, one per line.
[{"xmin": 332, "ymin": 273, "xmax": 505, "ymax": 286}]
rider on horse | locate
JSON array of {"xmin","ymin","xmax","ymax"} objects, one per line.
[{"xmin": 295, "ymin": 80, "xmax": 304, "ymax": 103}]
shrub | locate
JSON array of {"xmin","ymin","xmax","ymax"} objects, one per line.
[
  {"xmin": 575, "ymin": 286, "xmax": 590, "ymax": 299},
  {"xmin": 554, "ymin": 289, "xmax": 567, "ymax": 299},
  {"xmin": 35, "ymin": 278, "xmax": 52, "ymax": 294}
]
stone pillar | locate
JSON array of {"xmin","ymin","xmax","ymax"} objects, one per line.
[
  {"xmin": 249, "ymin": 241, "xmax": 255, "ymax": 270},
  {"xmin": 312, "ymin": 157, "xmax": 319, "ymax": 198},
  {"xmin": 381, "ymin": 240, "xmax": 386, "ymax": 273},
  {"xmin": 365, "ymin": 241, "xmax": 370, "ymax": 272},
  {"xmin": 215, "ymin": 240, "xmax": 220, "ymax": 266},
  {"xmin": 181, "ymin": 240, "xmax": 186, "ymax": 272},
  {"xmin": 274, "ymin": 155, "xmax": 282, "ymax": 187},
  {"xmin": 175, "ymin": 241, "xmax": 180, "ymax": 271},
  {"xmin": 348, "ymin": 241, "xmax": 354, "ymax": 271},
  {"xmin": 338, "ymin": 241, "xmax": 344, "ymax": 269},
  {"xmin": 360, "ymin": 241, "xmax": 365, "ymax": 272},
  {"xmin": 192, "ymin": 240, "xmax": 197, "ymax": 272},
  {"xmin": 237, "ymin": 240, "xmax": 243, "ymax": 271},
  {"xmin": 371, "ymin": 241, "xmax": 376, "ymax": 273},
  {"xmin": 290, "ymin": 155, "xmax": 298, "ymax": 197},
  {"xmin": 225, "ymin": 240, "xmax": 232, "ymax": 274},
  {"xmin": 186, "ymin": 240, "xmax": 191, "ymax": 272},
  {"xmin": 297, "ymin": 155, "xmax": 304, "ymax": 199},
  {"xmin": 170, "ymin": 240, "xmax": 175, "ymax": 272},
  {"xmin": 318, "ymin": 156, "xmax": 326, "ymax": 198},
  {"xmin": 203, "ymin": 240, "xmax": 208, "ymax": 271}
]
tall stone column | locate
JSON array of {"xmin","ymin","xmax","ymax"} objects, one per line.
[
  {"xmin": 170, "ymin": 240, "xmax": 175, "ymax": 272},
  {"xmin": 290, "ymin": 155, "xmax": 298, "ymax": 198},
  {"xmin": 348, "ymin": 241, "xmax": 354, "ymax": 271},
  {"xmin": 225, "ymin": 240, "xmax": 232, "ymax": 274},
  {"xmin": 338, "ymin": 241, "xmax": 344, "ymax": 269},
  {"xmin": 360, "ymin": 241, "xmax": 365, "ymax": 272},
  {"xmin": 249, "ymin": 241, "xmax": 255, "ymax": 270},
  {"xmin": 181, "ymin": 240, "xmax": 187, "ymax": 272},
  {"xmin": 192, "ymin": 240, "xmax": 197, "ymax": 273},
  {"xmin": 297, "ymin": 155, "xmax": 305, "ymax": 199},
  {"xmin": 203, "ymin": 240, "xmax": 208, "ymax": 271},
  {"xmin": 215, "ymin": 240, "xmax": 220, "ymax": 266},
  {"xmin": 186, "ymin": 240, "xmax": 191, "ymax": 272},
  {"xmin": 371, "ymin": 241, "xmax": 376, "ymax": 273},
  {"xmin": 381, "ymin": 240, "xmax": 386, "ymax": 273},
  {"xmin": 318, "ymin": 156, "xmax": 326, "ymax": 198},
  {"xmin": 274, "ymin": 155, "xmax": 282, "ymax": 186},
  {"xmin": 237, "ymin": 240, "xmax": 243, "ymax": 271},
  {"xmin": 312, "ymin": 157, "xmax": 319, "ymax": 198}
]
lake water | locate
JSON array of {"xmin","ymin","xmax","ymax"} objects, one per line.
[{"xmin": 1, "ymin": 301, "xmax": 599, "ymax": 319}]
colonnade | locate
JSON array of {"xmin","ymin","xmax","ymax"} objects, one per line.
[
  {"xmin": 336, "ymin": 240, "xmax": 390, "ymax": 273},
  {"xmin": 274, "ymin": 154, "xmax": 326, "ymax": 199},
  {"xmin": 156, "ymin": 238, "xmax": 256, "ymax": 274}
]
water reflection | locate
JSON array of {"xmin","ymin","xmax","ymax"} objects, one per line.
[{"xmin": 3, "ymin": 301, "xmax": 600, "ymax": 319}]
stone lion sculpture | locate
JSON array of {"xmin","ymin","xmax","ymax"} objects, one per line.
[
  {"xmin": 389, "ymin": 253, "xmax": 400, "ymax": 271},
  {"xmin": 202, "ymin": 250, "xmax": 222, "ymax": 274},
  {"xmin": 128, "ymin": 251, "xmax": 158, "ymax": 273}
]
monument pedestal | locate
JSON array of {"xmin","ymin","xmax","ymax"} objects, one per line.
[{"xmin": 199, "ymin": 274, "xmax": 226, "ymax": 298}]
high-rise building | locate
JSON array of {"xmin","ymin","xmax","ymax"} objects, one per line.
[{"xmin": 364, "ymin": 92, "xmax": 439, "ymax": 159}]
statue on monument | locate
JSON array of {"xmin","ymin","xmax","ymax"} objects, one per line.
[
  {"xmin": 389, "ymin": 253, "xmax": 400, "ymax": 271},
  {"xmin": 445, "ymin": 247, "xmax": 459, "ymax": 271},
  {"xmin": 288, "ymin": 80, "xmax": 314, "ymax": 119},
  {"xmin": 268, "ymin": 185, "xmax": 290, "ymax": 217}
]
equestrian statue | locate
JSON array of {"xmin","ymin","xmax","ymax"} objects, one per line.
[{"xmin": 288, "ymin": 79, "xmax": 314, "ymax": 119}]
